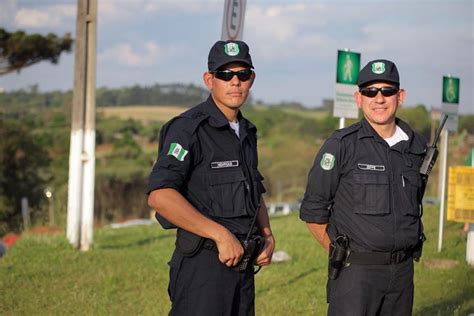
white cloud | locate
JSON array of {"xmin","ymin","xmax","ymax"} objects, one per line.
[
  {"xmin": 98, "ymin": 41, "xmax": 188, "ymax": 67},
  {"xmin": 0, "ymin": 0, "xmax": 18, "ymax": 28},
  {"xmin": 14, "ymin": 4, "xmax": 75, "ymax": 29},
  {"xmin": 99, "ymin": 0, "xmax": 221, "ymax": 21}
]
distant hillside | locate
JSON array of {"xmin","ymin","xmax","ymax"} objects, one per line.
[{"xmin": 0, "ymin": 83, "xmax": 210, "ymax": 109}]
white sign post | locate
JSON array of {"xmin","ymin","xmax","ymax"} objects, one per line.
[
  {"xmin": 221, "ymin": 0, "xmax": 246, "ymax": 41},
  {"xmin": 438, "ymin": 75, "xmax": 460, "ymax": 252},
  {"xmin": 334, "ymin": 49, "xmax": 360, "ymax": 128}
]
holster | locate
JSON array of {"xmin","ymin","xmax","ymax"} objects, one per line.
[
  {"xmin": 328, "ymin": 234, "xmax": 349, "ymax": 280},
  {"xmin": 413, "ymin": 232, "xmax": 426, "ymax": 262},
  {"xmin": 175, "ymin": 228, "xmax": 204, "ymax": 257}
]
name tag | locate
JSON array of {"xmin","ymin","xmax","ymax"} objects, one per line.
[
  {"xmin": 211, "ymin": 160, "xmax": 239, "ymax": 169},
  {"xmin": 357, "ymin": 163, "xmax": 386, "ymax": 172}
]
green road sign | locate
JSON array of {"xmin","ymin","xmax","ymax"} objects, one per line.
[
  {"xmin": 336, "ymin": 50, "xmax": 360, "ymax": 85},
  {"xmin": 442, "ymin": 76, "xmax": 460, "ymax": 104}
]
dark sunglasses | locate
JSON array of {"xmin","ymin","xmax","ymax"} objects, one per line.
[
  {"xmin": 210, "ymin": 69, "xmax": 253, "ymax": 82},
  {"xmin": 359, "ymin": 86, "xmax": 399, "ymax": 98}
]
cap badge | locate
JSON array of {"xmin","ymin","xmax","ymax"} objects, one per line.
[
  {"xmin": 371, "ymin": 62, "xmax": 386, "ymax": 74},
  {"xmin": 224, "ymin": 42, "xmax": 239, "ymax": 56}
]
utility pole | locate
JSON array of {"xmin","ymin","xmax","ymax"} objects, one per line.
[{"xmin": 67, "ymin": 0, "xmax": 97, "ymax": 251}]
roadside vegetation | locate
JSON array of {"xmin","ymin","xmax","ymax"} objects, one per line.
[{"xmin": 1, "ymin": 84, "xmax": 473, "ymax": 235}]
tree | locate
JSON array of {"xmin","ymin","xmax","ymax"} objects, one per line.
[
  {"xmin": 0, "ymin": 119, "xmax": 51, "ymax": 235},
  {"xmin": 0, "ymin": 28, "xmax": 73, "ymax": 76}
]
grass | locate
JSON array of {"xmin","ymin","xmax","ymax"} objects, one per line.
[
  {"xmin": 97, "ymin": 105, "xmax": 188, "ymax": 124},
  {"xmin": 1, "ymin": 206, "xmax": 473, "ymax": 315}
]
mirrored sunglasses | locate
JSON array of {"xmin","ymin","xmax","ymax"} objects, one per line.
[
  {"xmin": 210, "ymin": 69, "xmax": 253, "ymax": 82},
  {"xmin": 360, "ymin": 86, "xmax": 399, "ymax": 98}
]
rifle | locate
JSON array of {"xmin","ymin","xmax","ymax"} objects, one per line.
[{"xmin": 420, "ymin": 114, "xmax": 448, "ymax": 196}]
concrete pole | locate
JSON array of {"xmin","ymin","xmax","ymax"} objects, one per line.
[
  {"xmin": 467, "ymin": 224, "xmax": 474, "ymax": 266},
  {"xmin": 339, "ymin": 117, "xmax": 345, "ymax": 129},
  {"xmin": 67, "ymin": 0, "xmax": 97, "ymax": 250},
  {"xmin": 437, "ymin": 129, "xmax": 448, "ymax": 252},
  {"xmin": 79, "ymin": 0, "xmax": 97, "ymax": 252}
]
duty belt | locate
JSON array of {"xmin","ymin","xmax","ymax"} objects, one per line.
[
  {"xmin": 201, "ymin": 234, "xmax": 248, "ymax": 253},
  {"xmin": 346, "ymin": 249, "xmax": 413, "ymax": 265},
  {"xmin": 202, "ymin": 238, "xmax": 218, "ymax": 252}
]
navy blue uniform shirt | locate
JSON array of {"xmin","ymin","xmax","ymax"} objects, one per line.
[
  {"xmin": 147, "ymin": 96, "xmax": 265, "ymax": 235},
  {"xmin": 300, "ymin": 118, "xmax": 427, "ymax": 252}
]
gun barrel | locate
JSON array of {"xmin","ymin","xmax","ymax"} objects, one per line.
[{"xmin": 432, "ymin": 114, "xmax": 448, "ymax": 147}]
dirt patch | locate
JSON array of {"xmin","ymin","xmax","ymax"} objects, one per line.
[
  {"xmin": 28, "ymin": 226, "xmax": 63, "ymax": 235},
  {"xmin": 423, "ymin": 258, "xmax": 459, "ymax": 269}
]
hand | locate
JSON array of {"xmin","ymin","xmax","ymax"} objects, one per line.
[
  {"xmin": 255, "ymin": 234, "xmax": 275, "ymax": 266},
  {"xmin": 214, "ymin": 230, "xmax": 244, "ymax": 267}
]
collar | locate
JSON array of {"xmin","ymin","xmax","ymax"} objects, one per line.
[
  {"xmin": 357, "ymin": 117, "xmax": 426, "ymax": 153},
  {"xmin": 202, "ymin": 95, "xmax": 256, "ymax": 132}
]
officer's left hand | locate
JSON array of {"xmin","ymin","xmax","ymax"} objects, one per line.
[{"xmin": 255, "ymin": 235, "xmax": 275, "ymax": 266}]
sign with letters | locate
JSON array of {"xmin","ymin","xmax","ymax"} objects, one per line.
[
  {"xmin": 447, "ymin": 166, "xmax": 474, "ymax": 222},
  {"xmin": 334, "ymin": 50, "xmax": 360, "ymax": 119}
]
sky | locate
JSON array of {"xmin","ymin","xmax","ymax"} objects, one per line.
[{"xmin": 0, "ymin": 0, "xmax": 473, "ymax": 114}]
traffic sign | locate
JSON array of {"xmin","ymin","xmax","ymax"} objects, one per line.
[
  {"xmin": 441, "ymin": 75, "xmax": 460, "ymax": 132},
  {"xmin": 334, "ymin": 49, "xmax": 360, "ymax": 119},
  {"xmin": 221, "ymin": 0, "xmax": 246, "ymax": 41},
  {"xmin": 336, "ymin": 50, "xmax": 360, "ymax": 85}
]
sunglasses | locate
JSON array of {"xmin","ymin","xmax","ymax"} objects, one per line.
[
  {"xmin": 359, "ymin": 86, "xmax": 399, "ymax": 98},
  {"xmin": 210, "ymin": 69, "xmax": 253, "ymax": 82}
]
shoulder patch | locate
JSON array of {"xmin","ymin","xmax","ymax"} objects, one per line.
[
  {"xmin": 167, "ymin": 143, "xmax": 188, "ymax": 161},
  {"xmin": 320, "ymin": 153, "xmax": 335, "ymax": 170}
]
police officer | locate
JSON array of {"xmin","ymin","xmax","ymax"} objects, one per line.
[
  {"xmin": 300, "ymin": 59, "xmax": 427, "ymax": 316},
  {"xmin": 147, "ymin": 40, "xmax": 275, "ymax": 316}
]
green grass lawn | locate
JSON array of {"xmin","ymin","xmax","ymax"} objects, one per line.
[{"xmin": 1, "ymin": 206, "xmax": 473, "ymax": 315}]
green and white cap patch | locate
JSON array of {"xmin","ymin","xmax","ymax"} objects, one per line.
[
  {"xmin": 167, "ymin": 143, "xmax": 188, "ymax": 161},
  {"xmin": 224, "ymin": 42, "xmax": 239, "ymax": 56},
  {"xmin": 371, "ymin": 62, "xmax": 386, "ymax": 74},
  {"xmin": 320, "ymin": 153, "xmax": 335, "ymax": 171}
]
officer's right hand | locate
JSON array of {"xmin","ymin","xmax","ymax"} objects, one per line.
[{"xmin": 214, "ymin": 230, "xmax": 244, "ymax": 267}]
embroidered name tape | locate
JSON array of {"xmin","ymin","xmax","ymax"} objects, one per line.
[
  {"xmin": 211, "ymin": 160, "xmax": 239, "ymax": 169},
  {"xmin": 357, "ymin": 163, "xmax": 385, "ymax": 172}
]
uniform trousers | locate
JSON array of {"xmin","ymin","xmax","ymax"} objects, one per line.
[
  {"xmin": 168, "ymin": 247, "xmax": 255, "ymax": 316},
  {"xmin": 327, "ymin": 258, "xmax": 414, "ymax": 316}
]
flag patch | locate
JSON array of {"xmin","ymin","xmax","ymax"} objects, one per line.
[{"xmin": 167, "ymin": 143, "xmax": 188, "ymax": 161}]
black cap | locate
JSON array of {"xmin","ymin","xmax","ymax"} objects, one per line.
[
  {"xmin": 208, "ymin": 40, "xmax": 253, "ymax": 71},
  {"xmin": 357, "ymin": 59, "xmax": 399, "ymax": 87}
]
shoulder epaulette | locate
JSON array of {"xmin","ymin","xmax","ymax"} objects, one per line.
[
  {"xmin": 330, "ymin": 122, "xmax": 361, "ymax": 140},
  {"xmin": 171, "ymin": 104, "xmax": 209, "ymax": 134}
]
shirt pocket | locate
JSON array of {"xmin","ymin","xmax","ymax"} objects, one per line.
[
  {"xmin": 353, "ymin": 173, "xmax": 390, "ymax": 215},
  {"xmin": 401, "ymin": 171, "xmax": 422, "ymax": 216},
  {"xmin": 207, "ymin": 171, "xmax": 248, "ymax": 218}
]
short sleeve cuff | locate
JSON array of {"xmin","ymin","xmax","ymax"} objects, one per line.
[
  {"xmin": 299, "ymin": 200, "xmax": 330, "ymax": 223},
  {"xmin": 146, "ymin": 168, "xmax": 184, "ymax": 195}
]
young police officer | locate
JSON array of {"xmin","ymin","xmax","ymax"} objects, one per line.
[
  {"xmin": 147, "ymin": 40, "xmax": 275, "ymax": 315},
  {"xmin": 300, "ymin": 59, "xmax": 427, "ymax": 315}
]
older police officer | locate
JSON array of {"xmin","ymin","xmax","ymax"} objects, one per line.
[
  {"xmin": 147, "ymin": 40, "xmax": 275, "ymax": 315},
  {"xmin": 300, "ymin": 59, "xmax": 427, "ymax": 315}
]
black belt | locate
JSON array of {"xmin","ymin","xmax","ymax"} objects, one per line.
[
  {"xmin": 202, "ymin": 239, "xmax": 218, "ymax": 252},
  {"xmin": 201, "ymin": 234, "xmax": 255, "ymax": 253},
  {"xmin": 346, "ymin": 249, "xmax": 413, "ymax": 265}
]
